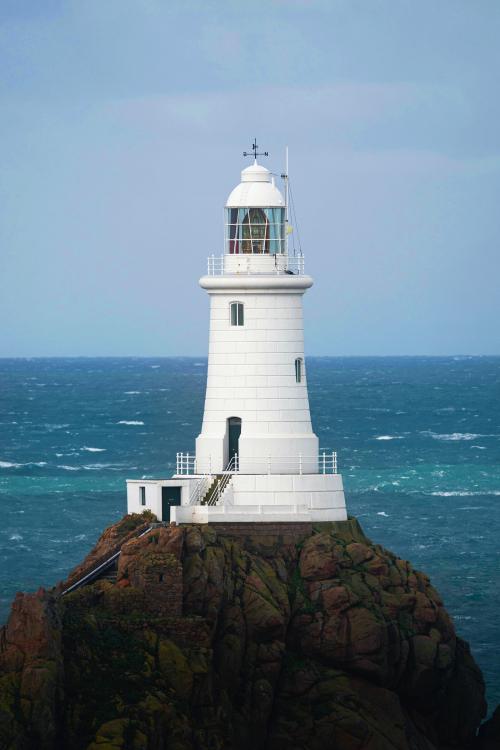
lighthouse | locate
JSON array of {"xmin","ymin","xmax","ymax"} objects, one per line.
[{"xmin": 126, "ymin": 144, "xmax": 347, "ymax": 523}]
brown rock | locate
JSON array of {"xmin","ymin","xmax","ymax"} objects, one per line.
[
  {"xmin": 0, "ymin": 517, "xmax": 488, "ymax": 750},
  {"xmin": 299, "ymin": 532, "xmax": 338, "ymax": 580}
]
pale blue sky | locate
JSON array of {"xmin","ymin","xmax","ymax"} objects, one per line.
[{"xmin": 1, "ymin": 0, "xmax": 499, "ymax": 355}]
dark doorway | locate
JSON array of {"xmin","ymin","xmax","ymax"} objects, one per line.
[
  {"xmin": 161, "ymin": 486, "xmax": 181, "ymax": 521},
  {"xmin": 227, "ymin": 417, "xmax": 241, "ymax": 468}
]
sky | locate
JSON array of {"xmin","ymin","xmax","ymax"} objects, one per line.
[{"xmin": 1, "ymin": 0, "xmax": 499, "ymax": 356}]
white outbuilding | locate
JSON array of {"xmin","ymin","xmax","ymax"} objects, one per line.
[{"xmin": 127, "ymin": 151, "xmax": 347, "ymax": 524}]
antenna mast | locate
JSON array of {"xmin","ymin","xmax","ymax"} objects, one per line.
[{"xmin": 281, "ymin": 146, "xmax": 290, "ymax": 256}]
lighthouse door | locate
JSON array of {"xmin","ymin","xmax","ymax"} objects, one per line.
[
  {"xmin": 227, "ymin": 417, "xmax": 241, "ymax": 469},
  {"xmin": 161, "ymin": 486, "xmax": 181, "ymax": 521}
]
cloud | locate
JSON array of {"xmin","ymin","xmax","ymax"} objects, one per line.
[{"xmin": 100, "ymin": 83, "xmax": 500, "ymax": 178}]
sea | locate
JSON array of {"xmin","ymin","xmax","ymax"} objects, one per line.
[{"xmin": 0, "ymin": 356, "xmax": 499, "ymax": 713}]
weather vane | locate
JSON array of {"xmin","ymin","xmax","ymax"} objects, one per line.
[{"xmin": 243, "ymin": 138, "xmax": 269, "ymax": 160}]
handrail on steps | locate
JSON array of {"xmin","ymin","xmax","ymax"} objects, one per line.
[{"xmin": 60, "ymin": 523, "xmax": 164, "ymax": 597}]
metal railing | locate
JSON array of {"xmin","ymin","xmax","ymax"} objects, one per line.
[
  {"xmin": 176, "ymin": 451, "xmax": 337, "ymax": 477},
  {"xmin": 61, "ymin": 523, "xmax": 162, "ymax": 596},
  {"xmin": 208, "ymin": 473, "xmax": 233, "ymax": 506},
  {"xmin": 207, "ymin": 253, "xmax": 305, "ymax": 276},
  {"xmin": 176, "ymin": 452, "xmax": 197, "ymax": 475},
  {"xmin": 189, "ymin": 475, "xmax": 211, "ymax": 505}
]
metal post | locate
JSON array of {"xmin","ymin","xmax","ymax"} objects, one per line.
[
  {"xmin": 322, "ymin": 451, "xmax": 326, "ymax": 474},
  {"xmin": 299, "ymin": 453, "xmax": 302, "ymax": 475}
]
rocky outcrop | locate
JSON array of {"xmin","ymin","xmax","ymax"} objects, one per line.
[{"xmin": 0, "ymin": 514, "xmax": 489, "ymax": 749}]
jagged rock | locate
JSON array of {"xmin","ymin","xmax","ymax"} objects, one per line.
[
  {"xmin": 477, "ymin": 705, "xmax": 500, "ymax": 749},
  {"xmin": 0, "ymin": 514, "xmax": 489, "ymax": 750}
]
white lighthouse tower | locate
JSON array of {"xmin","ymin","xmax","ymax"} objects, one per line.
[{"xmin": 126, "ymin": 144, "xmax": 347, "ymax": 523}]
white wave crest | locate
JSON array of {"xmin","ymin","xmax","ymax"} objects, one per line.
[
  {"xmin": 374, "ymin": 435, "xmax": 404, "ymax": 441},
  {"xmin": 57, "ymin": 464, "xmax": 79, "ymax": 471},
  {"xmin": 82, "ymin": 463, "xmax": 121, "ymax": 470},
  {"xmin": 0, "ymin": 460, "xmax": 46, "ymax": 468},
  {"xmin": 117, "ymin": 420, "xmax": 144, "ymax": 426},
  {"xmin": 423, "ymin": 431, "xmax": 484, "ymax": 441},
  {"xmin": 124, "ymin": 391, "xmax": 141, "ymax": 394},
  {"xmin": 81, "ymin": 446, "xmax": 106, "ymax": 452},
  {"xmin": 377, "ymin": 511, "xmax": 389, "ymax": 517},
  {"xmin": 431, "ymin": 491, "xmax": 500, "ymax": 497}
]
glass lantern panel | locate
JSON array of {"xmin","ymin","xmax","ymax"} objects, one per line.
[{"xmin": 225, "ymin": 207, "xmax": 285, "ymax": 255}]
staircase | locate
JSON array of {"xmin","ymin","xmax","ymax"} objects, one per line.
[
  {"xmin": 201, "ymin": 475, "xmax": 223, "ymax": 505},
  {"xmin": 61, "ymin": 523, "xmax": 164, "ymax": 596},
  {"xmin": 94, "ymin": 565, "xmax": 118, "ymax": 584},
  {"xmin": 201, "ymin": 473, "xmax": 233, "ymax": 506}
]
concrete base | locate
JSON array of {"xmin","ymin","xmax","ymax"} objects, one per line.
[
  {"xmin": 127, "ymin": 471, "xmax": 348, "ymax": 524},
  {"xmin": 170, "ymin": 504, "xmax": 347, "ymax": 524}
]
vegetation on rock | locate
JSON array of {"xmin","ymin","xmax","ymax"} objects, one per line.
[{"xmin": 0, "ymin": 514, "xmax": 495, "ymax": 750}]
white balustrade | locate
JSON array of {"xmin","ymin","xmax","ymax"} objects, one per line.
[
  {"xmin": 207, "ymin": 253, "xmax": 304, "ymax": 276},
  {"xmin": 176, "ymin": 451, "xmax": 338, "ymax": 476}
]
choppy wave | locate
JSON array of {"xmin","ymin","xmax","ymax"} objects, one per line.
[
  {"xmin": 124, "ymin": 391, "xmax": 141, "ymax": 395},
  {"xmin": 431, "ymin": 491, "xmax": 500, "ymax": 497},
  {"xmin": 117, "ymin": 420, "xmax": 144, "ymax": 426},
  {"xmin": 422, "ymin": 431, "xmax": 488, "ymax": 441},
  {"xmin": 82, "ymin": 463, "xmax": 123, "ymax": 471},
  {"xmin": 81, "ymin": 446, "xmax": 106, "ymax": 453},
  {"xmin": 0, "ymin": 460, "xmax": 47, "ymax": 469},
  {"xmin": 374, "ymin": 435, "xmax": 404, "ymax": 441}
]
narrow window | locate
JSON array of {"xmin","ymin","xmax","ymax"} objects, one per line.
[
  {"xmin": 295, "ymin": 358, "xmax": 303, "ymax": 383},
  {"xmin": 230, "ymin": 302, "xmax": 244, "ymax": 326},
  {"xmin": 139, "ymin": 485, "xmax": 146, "ymax": 506}
]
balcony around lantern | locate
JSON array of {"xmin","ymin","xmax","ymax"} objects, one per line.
[
  {"xmin": 213, "ymin": 205, "xmax": 304, "ymax": 275},
  {"xmin": 207, "ymin": 252, "xmax": 305, "ymax": 276}
]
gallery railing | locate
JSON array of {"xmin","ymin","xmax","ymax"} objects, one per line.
[{"xmin": 176, "ymin": 451, "xmax": 338, "ymax": 476}]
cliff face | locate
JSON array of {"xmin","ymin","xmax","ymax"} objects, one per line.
[{"xmin": 0, "ymin": 515, "xmax": 491, "ymax": 750}]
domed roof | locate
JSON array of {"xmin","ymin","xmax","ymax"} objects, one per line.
[{"xmin": 226, "ymin": 162, "xmax": 285, "ymax": 208}]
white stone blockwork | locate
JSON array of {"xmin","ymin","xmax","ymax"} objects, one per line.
[{"xmin": 195, "ymin": 279, "xmax": 319, "ymax": 474}]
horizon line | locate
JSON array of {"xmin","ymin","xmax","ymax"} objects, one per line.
[{"xmin": 0, "ymin": 353, "xmax": 499, "ymax": 360}]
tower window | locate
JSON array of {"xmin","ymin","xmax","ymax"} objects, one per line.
[
  {"xmin": 139, "ymin": 486, "xmax": 146, "ymax": 505},
  {"xmin": 295, "ymin": 358, "xmax": 303, "ymax": 383},
  {"xmin": 230, "ymin": 302, "xmax": 244, "ymax": 326}
]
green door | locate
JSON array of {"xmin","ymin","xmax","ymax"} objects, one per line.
[
  {"xmin": 227, "ymin": 417, "xmax": 241, "ymax": 468},
  {"xmin": 161, "ymin": 486, "xmax": 181, "ymax": 521}
]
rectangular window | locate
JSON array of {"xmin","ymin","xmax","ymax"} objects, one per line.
[
  {"xmin": 139, "ymin": 486, "xmax": 146, "ymax": 506},
  {"xmin": 230, "ymin": 302, "xmax": 244, "ymax": 326},
  {"xmin": 295, "ymin": 358, "xmax": 302, "ymax": 383}
]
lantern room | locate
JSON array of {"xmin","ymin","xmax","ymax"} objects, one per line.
[{"xmin": 225, "ymin": 163, "xmax": 285, "ymax": 256}]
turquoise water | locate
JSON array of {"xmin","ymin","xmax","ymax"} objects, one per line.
[{"xmin": 0, "ymin": 357, "xmax": 499, "ymax": 712}]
